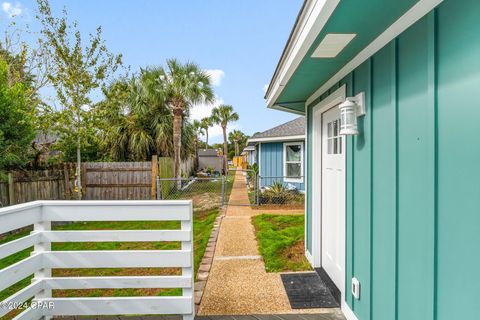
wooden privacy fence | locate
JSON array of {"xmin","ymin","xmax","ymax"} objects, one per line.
[
  {"xmin": 0, "ymin": 155, "xmax": 197, "ymax": 205},
  {"xmin": 83, "ymin": 162, "xmax": 153, "ymax": 200},
  {"xmin": 232, "ymin": 155, "xmax": 248, "ymax": 170},
  {"xmin": 83, "ymin": 156, "xmax": 195, "ymax": 200},
  {"xmin": 0, "ymin": 200, "xmax": 194, "ymax": 320},
  {"xmin": 0, "ymin": 166, "xmax": 74, "ymax": 207}
]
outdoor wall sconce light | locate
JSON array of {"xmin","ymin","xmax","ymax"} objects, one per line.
[{"xmin": 339, "ymin": 92, "xmax": 366, "ymax": 135}]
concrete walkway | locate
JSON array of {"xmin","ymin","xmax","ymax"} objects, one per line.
[{"xmin": 198, "ymin": 170, "xmax": 343, "ymax": 318}]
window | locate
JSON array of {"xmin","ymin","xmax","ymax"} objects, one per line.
[
  {"xmin": 327, "ymin": 119, "xmax": 342, "ymax": 155},
  {"xmin": 284, "ymin": 142, "xmax": 303, "ymax": 183}
]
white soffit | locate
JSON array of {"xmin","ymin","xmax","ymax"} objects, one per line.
[
  {"xmin": 306, "ymin": 0, "xmax": 444, "ymax": 106},
  {"xmin": 311, "ymin": 33, "xmax": 357, "ymax": 58}
]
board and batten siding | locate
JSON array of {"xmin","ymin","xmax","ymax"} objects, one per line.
[
  {"xmin": 305, "ymin": 0, "xmax": 479, "ymax": 319},
  {"xmin": 258, "ymin": 142, "xmax": 305, "ymax": 191}
]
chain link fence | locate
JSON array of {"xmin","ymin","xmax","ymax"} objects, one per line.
[
  {"xmin": 156, "ymin": 173, "xmax": 304, "ymax": 209},
  {"xmin": 156, "ymin": 176, "xmax": 233, "ymax": 211}
]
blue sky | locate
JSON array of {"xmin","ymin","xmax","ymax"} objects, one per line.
[{"xmin": 0, "ymin": 0, "xmax": 302, "ymax": 143}]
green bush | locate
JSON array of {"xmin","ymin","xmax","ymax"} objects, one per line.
[
  {"xmin": 259, "ymin": 181, "xmax": 304, "ymax": 205},
  {"xmin": 0, "ymin": 57, "xmax": 35, "ymax": 171}
]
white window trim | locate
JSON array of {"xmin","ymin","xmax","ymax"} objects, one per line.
[{"xmin": 283, "ymin": 142, "xmax": 304, "ymax": 183}]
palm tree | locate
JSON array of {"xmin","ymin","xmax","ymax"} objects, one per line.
[
  {"xmin": 200, "ymin": 116, "xmax": 213, "ymax": 147},
  {"xmin": 211, "ymin": 104, "xmax": 239, "ymax": 173},
  {"xmin": 98, "ymin": 69, "xmax": 196, "ymax": 162},
  {"xmin": 192, "ymin": 119, "xmax": 204, "ymax": 167},
  {"xmin": 158, "ymin": 59, "xmax": 214, "ymax": 183},
  {"xmin": 228, "ymin": 129, "xmax": 243, "ymax": 156}
]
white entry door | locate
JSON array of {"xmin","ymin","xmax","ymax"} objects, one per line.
[{"xmin": 321, "ymin": 106, "xmax": 345, "ymax": 290}]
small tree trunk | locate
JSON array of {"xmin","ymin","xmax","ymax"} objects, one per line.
[
  {"xmin": 222, "ymin": 126, "xmax": 228, "ymax": 174},
  {"xmin": 194, "ymin": 139, "xmax": 199, "ymax": 170},
  {"xmin": 173, "ymin": 108, "xmax": 183, "ymax": 189},
  {"xmin": 205, "ymin": 129, "xmax": 209, "ymax": 148},
  {"xmin": 76, "ymin": 135, "xmax": 82, "ymax": 200}
]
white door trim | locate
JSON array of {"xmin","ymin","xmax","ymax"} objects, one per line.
[
  {"xmin": 310, "ymin": 85, "xmax": 348, "ymax": 314},
  {"xmin": 305, "ymin": 100, "xmax": 310, "ymax": 261},
  {"xmin": 311, "ymin": 84, "xmax": 346, "ymax": 268},
  {"xmin": 342, "ymin": 301, "xmax": 359, "ymax": 320},
  {"xmin": 307, "ymin": 85, "xmax": 348, "ymax": 320}
]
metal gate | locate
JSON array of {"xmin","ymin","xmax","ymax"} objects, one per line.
[{"xmin": 156, "ymin": 176, "xmax": 226, "ymax": 211}]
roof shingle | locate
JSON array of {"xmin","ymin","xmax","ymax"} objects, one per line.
[{"xmin": 250, "ymin": 117, "xmax": 305, "ymax": 139}]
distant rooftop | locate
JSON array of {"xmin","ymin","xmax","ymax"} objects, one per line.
[
  {"xmin": 198, "ymin": 149, "xmax": 221, "ymax": 157},
  {"xmin": 249, "ymin": 117, "xmax": 305, "ymax": 140},
  {"xmin": 34, "ymin": 132, "xmax": 58, "ymax": 145}
]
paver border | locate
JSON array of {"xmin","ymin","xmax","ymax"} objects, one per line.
[{"xmin": 195, "ymin": 206, "xmax": 226, "ymax": 309}]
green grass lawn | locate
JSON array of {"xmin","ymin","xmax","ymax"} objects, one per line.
[
  {"xmin": 252, "ymin": 214, "xmax": 312, "ymax": 273},
  {"xmin": 0, "ymin": 209, "xmax": 218, "ymax": 319}
]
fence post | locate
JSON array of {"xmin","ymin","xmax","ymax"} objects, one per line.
[
  {"xmin": 221, "ymin": 175, "xmax": 225, "ymax": 207},
  {"xmin": 156, "ymin": 176, "xmax": 162, "ymax": 200},
  {"xmin": 32, "ymin": 214, "xmax": 52, "ymax": 320},
  {"xmin": 182, "ymin": 203, "xmax": 194, "ymax": 320},
  {"xmin": 7, "ymin": 172, "xmax": 14, "ymax": 206},
  {"xmin": 63, "ymin": 164, "xmax": 71, "ymax": 200},
  {"xmin": 151, "ymin": 155, "xmax": 158, "ymax": 199},
  {"xmin": 81, "ymin": 163, "xmax": 87, "ymax": 200},
  {"xmin": 256, "ymin": 175, "xmax": 260, "ymax": 206}
]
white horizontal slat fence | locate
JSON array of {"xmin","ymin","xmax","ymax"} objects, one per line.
[{"xmin": 0, "ymin": 200, "xmax": 194, "ymax": 320}]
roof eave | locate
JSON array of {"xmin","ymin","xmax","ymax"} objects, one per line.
[
  {"xmin": 264, "ymin": 0, "xmax": 309, "ymax": 99},
  {"xmin": 265, "ymin": 0, "xmax": 340, "ymax": 108},
  {"xmin": 248, "ymin": 135, "xmax": 306, "ymax": 144},
  {"xmin": 267, "ymin": 104, "xmax": 305, "ymax": 116}
]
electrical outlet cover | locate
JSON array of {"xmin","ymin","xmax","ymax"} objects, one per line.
[{"xmin": 352, "ymin": 277, "xmax": 360, "ymax": 300}]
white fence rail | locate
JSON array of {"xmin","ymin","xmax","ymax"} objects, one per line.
[{"xmin": 0, "ymin": 200, "xmax": 194, "ymax": 320}]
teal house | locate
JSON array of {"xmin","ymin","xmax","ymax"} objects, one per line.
[
  {"xmin": 265, "ymin": 0, "xmax": 479, "ymax": 319},
  {"xmin": 247, "ymin": 117, "xmax": 305, "ymax": 191}
]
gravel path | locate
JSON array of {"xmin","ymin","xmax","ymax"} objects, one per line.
[{"xmin": 197, "ymin": 170, "xmax": 343, "ymax": 317}]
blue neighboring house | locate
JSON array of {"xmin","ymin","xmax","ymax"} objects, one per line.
[
  {"xmin": 242, "ymin": 141, "xmax": 256, "ymax": 166},
  {"xmin": 246, "ymin": 117, "xmax": 305, "ymax": 192}
]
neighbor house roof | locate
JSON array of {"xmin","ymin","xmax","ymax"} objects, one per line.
[
  {"xmin": 241, "ymin": 141, "xmax": 256, "ymax": 154},
  {"xmin": 248, "ymin": 117, "xmax": 305, "ymax": 143}
]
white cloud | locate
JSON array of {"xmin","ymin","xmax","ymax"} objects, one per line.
[
  {"xmin": 2, "ymin": 2, "xmax": 22, "ymax": 17},
  {"xmin": 190, "ymin": 97, "xmax": 224, "ymax": 122},
  {"xmin": 206, "ymin": 69, "xmax": 225, "ymax": 87},
  {"xmin": 190, "ymin": 96, "xmax": 241, "ymax": 143},
  {"xmin": 263, "ymin": 83, "xmax": 269, "ymax": 93},
  {"xmin": 208, "ymin": 123, "xmax": 241, "ymax": 143}
]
